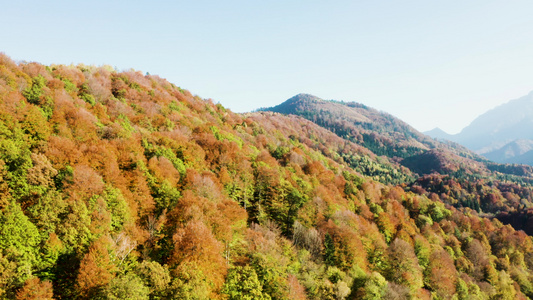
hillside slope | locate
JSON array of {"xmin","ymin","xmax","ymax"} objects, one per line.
[
  {"xmin": 265, "ymin": 93, "xmax": 435, "ymax": 158},
  {"xmin": 262, "ymin": 94, "xmax": 523, "ymax": 179},
  {"xmin": 1, "ymin": 55, "xmax": 533, "ymax": 299}
]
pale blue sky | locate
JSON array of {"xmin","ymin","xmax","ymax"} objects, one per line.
[{"xmin": 2, "ymin": 0, "xmax": 533, "ymax": 134}]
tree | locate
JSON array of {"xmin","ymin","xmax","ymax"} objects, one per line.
[
  {"xmin": 354, "ymin": 272, "xmax": 387, "ymax": 300},
  {"xmin": 287, "ymin": 274, "xmax": 307, "ymax": 300},
  {"xmin": 324, "ymin": 233, "xmax": 335, "ymax": 266},
  {"xmin": 246, "ymin": 223, "xmax": 290, "ymax": 299},
  {"xmin": 269, "ymin": 181, "xmax": 308, "ymax": 234},
  {"xmin": 465, "ymin": 239, "xmax": 489, "ymax": 281},
  {"xmin": 0, "ymin": 202, "xmax": 41, "ymax": 289},
  {"xmin": 375, "ymin": 212, "xmax": 395, "ymax": 244},
  {"xmin": 492, "ymin": 271, "xmax": 518, "ymax": 300},
  {"xmin": 15, "ymin": 277, "xmax": 54, "ymax": 300},
  {"xmin": 135, "ymin": 260, "xmax": 171, "ymax": 298},
  {"xmin": 386, "ymin": 238, "xmax": 423, "ymax": 294},
  {"xmin": 0, "ymin": 252, "xmax": 18, "ymax": 298},
  {"xmin": 104, "ymin": 273, "xmax": 150, "ymax": 300},
  {"xmin": 222, "ymin": 266, "xmax": 271, "ymax": 300},
  {"xmin": 22, "ymin": 75, "xmax": 46, "ymax": 105},
  {"xmin": 76, "ymin": 237, "xmax": 117, "ymax": 299},
  {"xmin": 425, "ymin": 249, "xmax": 457, "ymax": 299},
  {"xmin": 170, "ymin": 220, "xmax": 226, "ymax": 298}
]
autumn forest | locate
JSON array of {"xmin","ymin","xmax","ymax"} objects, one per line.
[{"xmin": 2, "ymin": 54, "xmax": 533, "ymax": 299}]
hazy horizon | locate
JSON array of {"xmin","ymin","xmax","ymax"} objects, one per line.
[{"xmin": 3, "ymin": 0, "xmax": 533, "ymax": 134}]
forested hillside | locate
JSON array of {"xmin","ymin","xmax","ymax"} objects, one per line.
[
  {"xmin": 264, "ymin": 94, "xmax": 477, "ymax": 161},
  {"xmin": 264, "ymin": 94, "xmax": 533, "ymax": 235},
  {"xmin": 262, "ymin": 94, "xmax": 519, "ymax": 179},
  {"xmin": 2, "ymin": 54, "xmax": 533, "ymax": 299}
]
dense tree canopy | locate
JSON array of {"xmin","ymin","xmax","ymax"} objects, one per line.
[{"xmin": 1, "ymin": 54, "xmax": 533, "ymax": 299}]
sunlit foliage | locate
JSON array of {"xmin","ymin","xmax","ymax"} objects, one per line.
[{"xmin": 0, "ymin": 54, "xmax": 533, "ymax": 299}]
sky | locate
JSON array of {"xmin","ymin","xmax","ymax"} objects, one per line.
[{"xmin": 2, "ymin": 0, "xmax": 533, "ymax": 134}]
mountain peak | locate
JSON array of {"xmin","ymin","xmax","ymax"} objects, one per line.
[
  {"xmin": 263, "ymin": 93, "xmax": 455, "ymax": 161},
  {"xmin": 424, "ymin": 127, "xmax": 453, "ymax": 140},
  {"xmin": 285, "ymin": 93, "xmax": 323, "ymax": 104},
  {"xmin": 454, "ymin": 90, "xmax": 533, "ymax": 152},
  {"xmin": 263, "ymin": 93, "xmax": 324, "ymax": 114}
]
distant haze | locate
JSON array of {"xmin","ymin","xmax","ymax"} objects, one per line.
[
  {"xmin": 455, "ymin": 92, "xmax": 533, "ymax": 151},
  {"xmin": 426, "ymin": 91, "xmax": 533, "ymax": 165}
]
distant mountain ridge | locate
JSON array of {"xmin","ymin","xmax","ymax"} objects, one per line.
[
  {"xmin": 423, "ymin": 127, "xmax": 454, "ymax": 141},
  {"xmin": 456, "ymin": 91, "xmax": 533, "ymax": 152},
  {"xmin": 425, "ymin": 91, "xmax": 533, "ymax": 165},
  {"xmin": 484, "ymin": 139, "xmax": 533, "ymax": 165}
]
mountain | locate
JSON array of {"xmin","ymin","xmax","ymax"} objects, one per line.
[
  {"xmin": 509, "ymin": 150, "xmax": 533, "ymax": 165},
  {"xmin": 424, "ymin": 127, "xmax": 453, "ymax": 141},
  {"xmin": 265, "ymin": 93, "xmax": 435, "ymax": 158},
  {"xmin": 3, "ymin": 55, "xmax": 533, "ymax": 298},
  {"xmin": 263, "ymin": 94, "xmax": 499, "ymax": 177},
  {"xmin": 483, "ymin": 139, "xmax": 533, "ymax": 164},
  {"xmin": 452, "ymin": 92, "xmax": 533, "ymax": 162},
  {"xmin": 263, "ymin": 93, "xmax": 533, "ymax": 212}
]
